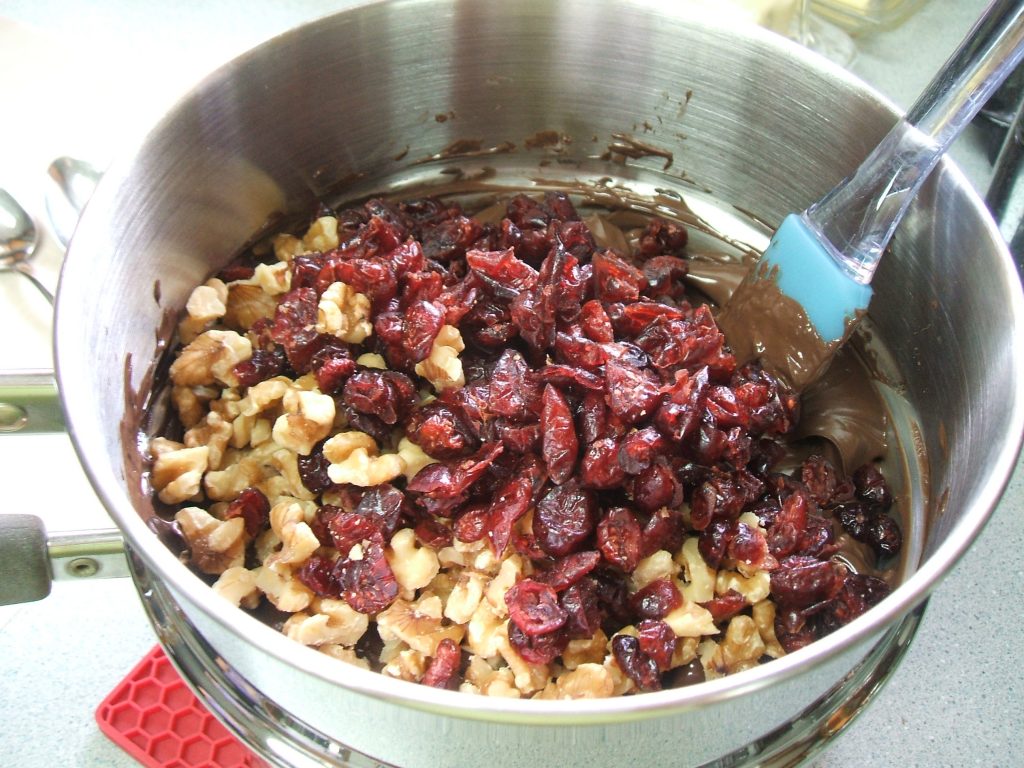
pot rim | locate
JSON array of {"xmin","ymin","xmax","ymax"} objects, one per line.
[{"xmin": 54, "ymin": 0, "xmax": 1024, "ymax": 724}]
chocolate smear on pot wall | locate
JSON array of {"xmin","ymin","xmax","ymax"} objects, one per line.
[
  {"xmin": 602, "ymin": 132, "xmax": 674, "ymax": 170},
  {"xmin": 120, "ymin": 305, "xmax": 187, "ymax": 553}
]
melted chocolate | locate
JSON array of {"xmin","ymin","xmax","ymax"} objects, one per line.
[{"xmin": 715, "ymin": 260, "xmax": 843, "ymax": 393}]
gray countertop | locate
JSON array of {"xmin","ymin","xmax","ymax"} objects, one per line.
[{"xmin": 0, "ymin": 1, "xmax": 1021, "ymax": 766}]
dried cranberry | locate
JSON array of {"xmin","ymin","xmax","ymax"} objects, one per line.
[
  {"xmin": 553, "ymin": 331, "xmax": 608, "ymax": 371},
  {"xmin": 343, "ymin": 370, "xmax": 416, "ymax": 425},
  {"xmin": 507, "ymin": 620, "xmax": 568, "ymax": 665},
  {"xmin": 353, "ymin": 484, "xmax": 407, "ymax": 541},
  {"xmin": 866, "ymin": 516, "xmax": 902, "ymax": 559},
  {"xmin": 530, "ymin": 364, "xmax": 604, "ymax": 392},
  {"xmin": 801, "ymin": 455, "xmax": 840, "ymax": 506},
  {"xmin": 637, "ymin": 217, "xmax": 688, "ymax": 256},
  {"xmin": 328, "ymin": 511, "xmax": 382, "ymax": 555},
  {"xmin": 596, "ymin": 507, "xmax": 642, "ymax": 572},
  {"xmin": 636, "ymin": 619, "xmax": 677, "ymax": 670},
  {"xmin": 640, "ymin": 506, "xmax": 685, "ymax": 557},
  {"xmin": 698, "ymin": 518, "xmax": 734, "ymax": 570},
  {"xmin": 559, "ymin": 579, "xmax": 603, "ymax": 639},
  {"xmin": 829, "ymin": 573, "xmax": 891, "ymax": 625},
  {"xmin": 767, "ymin": 489, "xmax": 812, "ymax": 559},
  {"xmin": 269, "ymin": 287, "xmax": 321, "ymax": 372},
  {"xmin": 485, "ymin": 458, "xmax": 543, "ymax": 555},
  {"xmin": 466, "ymin": 247, "xmax": 539, "ymax": 296},
  {"xmin": 489, "ymin": 349, "xmax": 541, "ymax": 420},
  {"xmin": 505, "ymin": 579, "xmax": 568, "ymax": 637},
  {"xmin": 335, "ymin": 537, "xmax": 398, "ymax": 614},
  {"xmin": 406, "ymin": 401, "xmax": 477, "ymax": 459},
  {"xmin": 580, "ymin": 299, "xmax": 615, "ymax": 342},
  {"xmin": 630, "ymin": 578, "xmax": 682, "ymax": 620},
  {"xmin": 592, "ymin": 250, "xmax": 645, "ymax": 303},
  {"xmin": 642, "ymin": 256, "xmax": 689, "ymax": 300},
  {"xmin": 511, "ymin": 285, "xmax": 556, "ymax": 354},
  {"xmin": 580, "ymin": 438, "xmax": 626, "ymax": 489},
  {"xmin": 700, "ymin": 589, "xmax": 747, "ymax": 623},
  {"xmin": 534, "ymin": 482, "xmax": 597, "ymax": 557},
  {"xmin": 611, "ymin": 634, "xmax": 661, "ymax": 691},
  {"xmin": 297, "ymin": 445, "xmax": 333, "ymax": 494},
  {"xmin": 771, "ymin": 555, "xmax": 847, "ymax": 609},
  {"xmin": 853, "ymin": 463, "xmax": 893, "ymax": 508},
  {"xmin": 423, "ymin": 216, "xmax": 484, "ymax": 262},
  {"xmin": 453, "ymin": 503, "xmax": 490, "ymax": 543},
  {"xmin": 541, "ymin": 385, "xmax": 579, "ymax": 484},
  {"xmin": 421, "ymin": 638, "xmax": 461, "ymax": 689},
  {"xmin": 536, "ymin": 551, "xmax": 602, "ymax": 591},
  {"xmin": 408, "ymin": 442, "xmax": 503, "ymax": 515},
  {"xmin": 690, "ymin": 468, "xmax": 764, "ymax": 531},
  {"xmin": 617, "ymin": 428, "xmax": 669, "ymax": 475},
  {"xmin": 310, "ymin": 345, "xmax": 357, "ymax": 394},
  {"xmin": 233, "ymin": 348, "xmax": 286, "ymax": 387},
  {"xmin": 603, "ymin": 360, "xmax": 661, "ymax": 425},
  {"xmin": 415, "ymin": 518, "xmax": 454, "ymax": 549},
  {"xmin": 579, "ymin": 390, "xmax": 608, "ymax": 445},
  {"xmin": 298, "ymin": 554, "xmax": 341, "ymax": 597},
  {"xmin": 631, "ymin": 460, "xmax": 681, "ymax": 513},
  {"xmin": 653, "ymin": 367, "xmax": 708, "ymax": 443},
  {"xmin": 402, "ymin": 300, "xmax": 446, "ymax": 364},
  {"xmin": 726, "ymin": 521, "xmax": 775, "ymax": 571},
  {"xmin": 224, "ymin": 487, "xmax": 270, "ymax": 537},
  {"xmin": 610, "ymin": 300, "xmax": 685, "ymax": 337}
]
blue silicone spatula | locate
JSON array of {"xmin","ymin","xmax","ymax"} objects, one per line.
[{"xmin": 718, "ymin": 0, "xmax": 1024, "ymax": 391}]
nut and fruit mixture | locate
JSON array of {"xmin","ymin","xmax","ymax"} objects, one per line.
[{"xmin": 151, "ymin": 191, "xmax": 902, "ymax": 698}]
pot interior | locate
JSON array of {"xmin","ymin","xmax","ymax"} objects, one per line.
[{"xmin": 55, "ymin": 0, "xmax": 1023, "ymax": 724}]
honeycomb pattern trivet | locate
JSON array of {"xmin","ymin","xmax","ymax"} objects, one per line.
[{"xmin": 96, "ymin": 645, "xmax": 263, "ymax": 768}]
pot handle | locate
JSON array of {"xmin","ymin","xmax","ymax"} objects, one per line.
[
  {"xmin": 0, "ymin": 370, "xmax": 64, "ymax": 433},
  {"xmin": 0, "ymin": 514, "xmax": 127, "ymax": 605}
]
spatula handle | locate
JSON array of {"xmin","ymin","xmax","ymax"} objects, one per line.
[{"xmin": 805, "ymin": 0, "xmax": 1024, "ymax": 285}]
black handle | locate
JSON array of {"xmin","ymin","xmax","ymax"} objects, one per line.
[{"xmin": 0, "ymin": 514, "xmax": 52, "ymax": 605}]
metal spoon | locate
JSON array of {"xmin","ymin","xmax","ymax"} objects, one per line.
[
  {"xmin": 45, "ymin": 156, "xmax": 101, "ymax": 247},
  {"xmin": 0, "ymin": 188, "xmax": 53, "ymax": 303}
]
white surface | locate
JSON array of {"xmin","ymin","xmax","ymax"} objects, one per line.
[{"xmin": 0, "ymin": 1, "xmax": 1021, "ymax": 766}]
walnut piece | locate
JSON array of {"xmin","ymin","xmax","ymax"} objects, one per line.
[
  {"xmin": 175, "ymin": 507, "xmax": 246, "ymax": 574},
  {"xmin": 443, "ymin": 571, "xmax": 487, "ymax": 625},
  {"xmin": 630, "ymin": 549, "xmax": 679, "ymax": 590},
  {"xmin": 264, "ymin": 501, "xmax": 320, "ymax": 572},
  {"xmin": 678, "ymin": 536, "xmax": 717, "ymax": 603},
  {"xmin": 323, "ymin": 431, "xmax": 406, "ymax": 486},
  {"xmin": 272, "ymin": 233, "xmax": 305, "ymax": 261},
  {"xmin": 255, "ymin": 565, "xmax": 313, "ymax": 612},
  {"xmin": 170, "ymin": 330, "xmax": 252, "ymax": 388},
  {"xmin": 316, "ymin": 281, "xmax": 373, "ymax": 343},
  {"xmin": 180, "ymin": 279, "xmax": 229, "ymax": 343},
  {"xmin": 708, "ymin": 615, "xmax": 765, "ymax": 676},
  {"xmin": 536, "ymin": 663, "xmax": 614, "ymax": 700},
  {"xmin": 152, "ymin": 446, "xmax": 209, "ymax": 504},
  {"xmin": 386, "ymin": 528, "xmax": 440, "ymax": 594},
  {"xmin": 272, "ymin": 388, "xmax": 336, "ymax": 455},
  {"xmin": 212, "ymin": 566, "xmax": 260, "ymax": 608},
  {"xmin": 376, "ymin": 595, "xmax": 464, "ymax": 656},
  {"xmin": 397, "ymin": 437, "xmax": 438, "ymax": 481},
  {"xmin": 414, "ymin": 324, "xmax": 465, "ymax": 392},
  {"xmin": 184, "ymin": 412, "xmax": 233, "ymax": 471},
  {"xmin": 224, "ymin": 283, "xmax": 278, "ymax": 330},
  {"xmin": 284, "ymin": 599, "xmax": 369, "ymax": 647},
  {"xmin": 663, "ymin": 599, "xmax": 719, "ymax": 638},
  {"xmin": 302, "ymin": 215, "xmax": 340, "ymax": 252}
]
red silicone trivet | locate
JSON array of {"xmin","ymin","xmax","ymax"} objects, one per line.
[{"xmin": 96, "ymin": 645, "xmax": 262, "ymax": 768}]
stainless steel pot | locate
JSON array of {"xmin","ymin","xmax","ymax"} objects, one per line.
[{"xmin": 37, "ymin": 0, "xmax": 1024, "ymax": 766}]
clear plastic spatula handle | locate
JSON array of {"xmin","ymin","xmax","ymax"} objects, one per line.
[{"xmin": 804, "ymin": 0, "xmax": 1024, "ymax": 285}]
